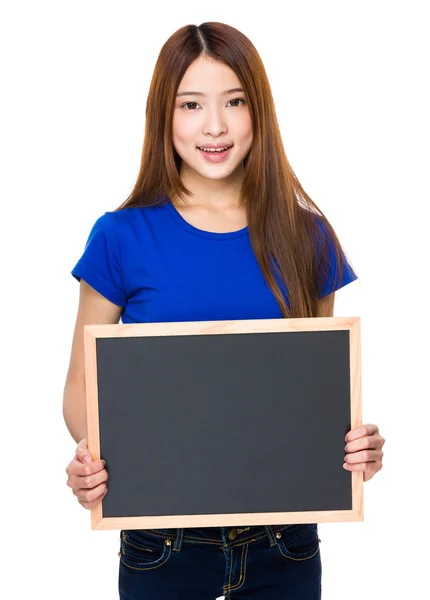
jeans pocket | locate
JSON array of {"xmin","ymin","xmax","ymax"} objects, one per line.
[
  {"xmin": 120, "ymin": 530, "xmax": 172, "ymax": 571},
  {"xmin": 276, "ymin": 524, "xmax": 321, "ymax": 561}
]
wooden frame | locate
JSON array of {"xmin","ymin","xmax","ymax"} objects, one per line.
[{"xmin": 84, "ymin": 316, "xmax": 363, "ymax": 530}]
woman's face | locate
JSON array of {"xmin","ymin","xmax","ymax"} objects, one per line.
[{"xmin": 172, "ymin": 56, "xmax": 253, "ymax": 181}]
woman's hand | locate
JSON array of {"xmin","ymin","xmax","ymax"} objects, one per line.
[
  {"xmin": 343, "ymin": 423, "xmax": 385, "ymax": 482},
  {"xmin": 66, "ymin": 438, "xmax": 108, "ymax": 509}
]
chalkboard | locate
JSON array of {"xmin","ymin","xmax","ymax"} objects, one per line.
[{"xmin": 84, "ymin": 317, "xmax": 363, "ymax": 530}]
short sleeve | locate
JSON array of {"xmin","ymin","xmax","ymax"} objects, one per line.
[
  {"xmin": 71, "ymin": 212, "xmax": 127, "ymax": 306},
  {"xmin": 315, "ymin": 217, "xmax": 358, "ymax": 300}
]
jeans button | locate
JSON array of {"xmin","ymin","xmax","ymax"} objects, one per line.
[{"xmin": 229, "ymin": 528, "xmax": 238, "ymax": 540}]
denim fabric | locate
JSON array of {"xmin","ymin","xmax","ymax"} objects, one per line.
[{"xmin": 118, "ymin": 523, "xmax": 321, "ymax": 599}]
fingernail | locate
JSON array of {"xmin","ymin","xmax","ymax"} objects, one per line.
[
  {"xmin": 102, "ymin": 460, "xmax": 106, "ymax": 466},
  {"xmin": 83, "ymin": 455, "xmax": 91, "ymax": 463},
  {"xmin": 343, "ymin": 463, "xmax": 348, "ymax": 469}
]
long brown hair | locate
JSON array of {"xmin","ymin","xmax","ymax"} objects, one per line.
[{"xmin": 116, "ymin": 22, "xmax": 355, "ymax": 318}]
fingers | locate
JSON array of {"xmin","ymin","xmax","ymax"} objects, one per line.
[
  {"xmin": 75, "ymin": 438, "xmax": 92, "ymax": 464},
  {"xmin": 73, "ymin": 463, "xmax": 109, "ymax": 491},
  {"xmin": 343, "ymin": 459, "xmax": 383, "ymax": 482},
  {"xmin": 343, "ymin": 458, "xmax": 382, "ymax": 473},
  {"xmin": 66, "ymin": 460, "xmax": 107, "ymax": 497},
  {"xmin": 66, "ymin": 460, "xmax": 109, "ymax": 511},
  {"xmin": 65, "ymin": 438, "xmax": 109, "ymax": 511},
  {"xmin": 345, "ymin": 433, "xmax": 385, "ymax": 453},
  {"xmin": 77, "ymin": 485, "xmax": 108, "ymax": 510},
  {"xmin": 344, "ymin": 449, "xmax": 381, "ymax": 465},
  {"xmin": 74, "ymin": 481, "xmax": 108, "ymax": 505},
  {"xmin": 66, "ymin": 457, "xmax": 106, "ymax": 480},
  {"xmin": 345, "ymin": 424, "xmax": 379, "ymax": 442},
  {"xmin": 343, "ymin": 424, "xmax": 385, "ymax": 482}
]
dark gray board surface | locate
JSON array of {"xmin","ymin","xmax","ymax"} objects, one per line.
[{"xmin": 96, "ymin": 330, "xmax": 352, "ymax": 519}]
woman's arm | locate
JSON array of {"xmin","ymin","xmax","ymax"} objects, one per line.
[
  {"xmin": 63, "ymin": 279, "xmax": 123, "ymax": 443},
  {"xmin": 315, "ymin": 291, "xmax": 386, "ymax": 481},
  {"xmin": 315, "ymin": 292, "xmax": 335, "ymax": 317}
]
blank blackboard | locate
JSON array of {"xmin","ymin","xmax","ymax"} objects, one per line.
[{"xmin": 84, "ymin": 317, "xmax": 363, "ymax": 530}]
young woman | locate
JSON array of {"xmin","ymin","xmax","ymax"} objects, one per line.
[{"xmin": 64, "ymin": 21, "xmax": 385, "ymax": 600}]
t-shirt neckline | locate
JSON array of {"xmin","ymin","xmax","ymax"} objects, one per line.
[{"xmin": 164, "ymin": 198, "xmax": 249, "ymax": 240}]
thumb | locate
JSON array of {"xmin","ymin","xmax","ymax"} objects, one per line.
[{"xmin": 76, "ymin": 438, "xmax": 92, "ymax": 464}]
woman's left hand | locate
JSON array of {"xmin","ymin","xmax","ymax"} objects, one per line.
[{"xmin": 343, "ymin": 423, "xmax": 385, "ymax": 482}]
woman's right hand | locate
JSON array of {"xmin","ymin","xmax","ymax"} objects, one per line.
[{"xmin": 66, "ymin": 438, "xmax": 108, "ymax": 510}]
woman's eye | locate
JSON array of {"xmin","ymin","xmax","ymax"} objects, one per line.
[
  {"xmin": 183, "ymin": 102, "xmax": 199, "ymax": 110},
  {"xmin": 228, "ymin": 98, "xmax": 245, "ymax": 107},
  {"xmin": 182, "ymin": 98, "xmax": 246, "ymax": 110}
]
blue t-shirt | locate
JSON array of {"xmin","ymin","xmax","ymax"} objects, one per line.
[{"xmin": 71, "ymin": 199, "xmax": 358, "ymax": 324}]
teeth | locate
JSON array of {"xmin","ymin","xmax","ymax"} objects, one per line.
[{"xmin": 199, "ymin": 146, "xmax": 231, "ymax": 153}]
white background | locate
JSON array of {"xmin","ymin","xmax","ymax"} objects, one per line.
[{"xmin": 2, "ymin": 1, "xmax": 428, "ymax": 598}]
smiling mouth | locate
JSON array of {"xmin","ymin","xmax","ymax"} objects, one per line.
[{"xmin": 197, "ymin": 145, "xmax": 233, "ymax": 153}]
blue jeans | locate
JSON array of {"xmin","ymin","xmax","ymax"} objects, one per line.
[{"xmin": 118, "ymin": 523, "xmax": 322, "ymax": 599}]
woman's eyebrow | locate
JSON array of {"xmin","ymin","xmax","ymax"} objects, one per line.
[{"xmin": 176, "ymin": 87, "xmax": 244, "ymax": 97}]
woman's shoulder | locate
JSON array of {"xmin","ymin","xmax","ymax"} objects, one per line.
[
  {"xmin": 105, "ymin": 203, "xmax": 165, "ymax": 218},
  {"xmin": 102, "ymin": 203, "xmax": 168, "ymax": 229}
]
